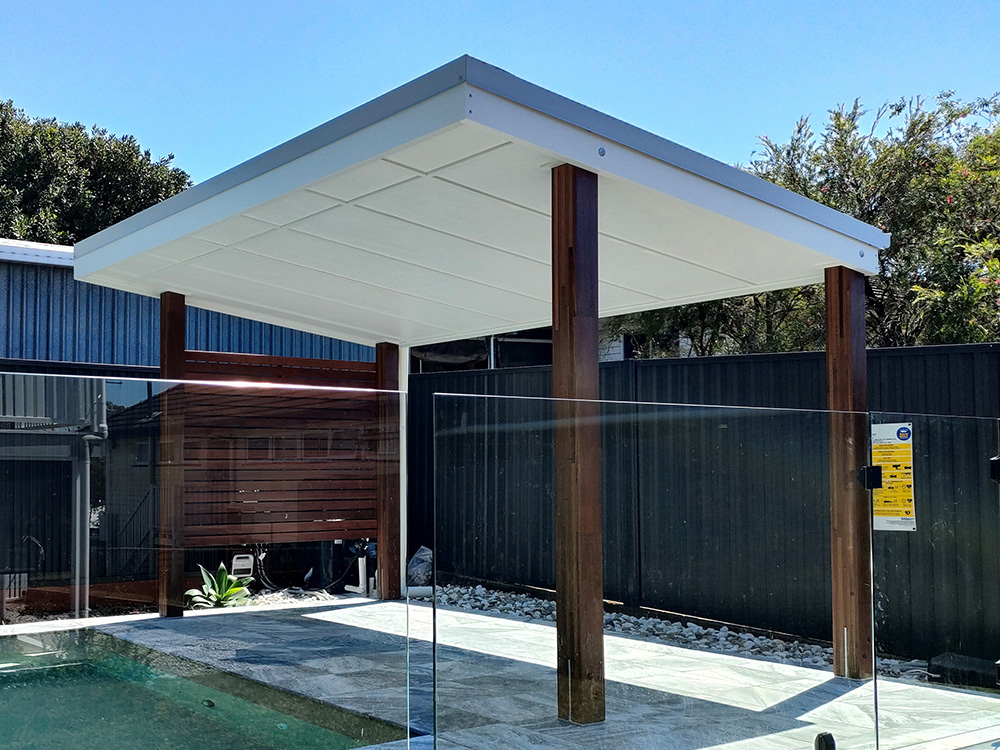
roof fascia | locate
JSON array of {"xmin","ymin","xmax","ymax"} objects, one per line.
[
  {"xmin": 463, "ymin": 57, "xmax": 889, "ymax": 250},
  {"xmin": 460, "ymin": 89, "xmax": 878, "ymax": 274},
  {"xmin": 75, "ymin": 56, "xmax": 473, "ymax": 261}
]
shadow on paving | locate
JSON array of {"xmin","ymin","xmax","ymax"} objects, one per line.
[
  {"xmin": 427, "ymin": 643, "xmax": 872, "ymax": 749},
  {"xmin": 97, "ymin": 602, "xmax": 882, "ymax": 749}
]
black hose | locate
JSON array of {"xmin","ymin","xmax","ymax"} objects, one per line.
[
  {"xmin": 253, "ymin": 544, "xmax": 280, "ymax": 590},
  {"xmin": 323, "ymin": 540, "xmax": 370, "ymax": 592},
  {"xmin": 324, "ymin": 553, "xmax": 361, "ymax": 592}
]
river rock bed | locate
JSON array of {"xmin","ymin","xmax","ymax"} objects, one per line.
[
  {"xmin": 249, "ymin": 587, "xmax": 338, "ymax": 606},
  {"xmin": 428, "ymin": 584, "xmax": 930, "ymax": 681}
]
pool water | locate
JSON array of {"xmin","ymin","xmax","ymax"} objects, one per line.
[{"xmin": 0, "ymin": 630, "xmax": 407, "ymax": 749}]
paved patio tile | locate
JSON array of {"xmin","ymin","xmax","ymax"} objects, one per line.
[{"xmin": 93, "ymin": 599, "xmax": 1000, "ymax": 749}]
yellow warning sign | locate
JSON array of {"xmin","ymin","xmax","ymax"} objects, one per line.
[{"xmin": 871, "ymin": 422, "xmax": 915, "ymax": 531}]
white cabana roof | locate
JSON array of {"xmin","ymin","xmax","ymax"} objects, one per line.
[{"xmin": 75, "ymin": 56, "xmax": 888, "ymax": 348}]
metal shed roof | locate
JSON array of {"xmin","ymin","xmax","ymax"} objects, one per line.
[
  {"xmin": 75, "ymin": 56, "xmax": 889, "ymax": 348},
  {"xmin": 1, "ymin": 239, "xmax": 74, "ymax": 267}
]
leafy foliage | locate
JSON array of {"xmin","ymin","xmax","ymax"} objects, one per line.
[
  {"xmin": 607, "ymin": 92, "xmax": 1000, "ymax": 355},
  {"xmin": 185, "ymin": 563, "xmax": 253, "ymax": 609},
  {"xmin": 0, "ymin": 100, "xmax": 190, "ymax": 245}
]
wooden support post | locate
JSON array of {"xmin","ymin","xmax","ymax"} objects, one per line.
[
  {"xmin": 375, "ymin": 341, "xmax": 401, "ymax": 600},
  {"xmin": 825, "ymin": 266, "xmax": 873, "ymax": 678},
  {"xmin": 159, "ymin": 292, "xmax": 187, "ymax": 381},
  {"xmin": 158, "ymin": 291, "xmax": 186, "ymax": 617},
  {"xmin": 552, "ymin": 163, "xmax": 605, "ymax": 724}
]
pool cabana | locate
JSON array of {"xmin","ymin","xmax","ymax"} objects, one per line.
[{"xmin": 75, "ymin": 55, "xmax": 888, "ymax": 724}]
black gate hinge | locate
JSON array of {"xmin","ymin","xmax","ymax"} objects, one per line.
[{"xmin": 857, "ymin": 465, "xmax": 882, "ymax": 490}]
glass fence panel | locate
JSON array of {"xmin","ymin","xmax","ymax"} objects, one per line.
[
  {"xmin": 431, "ymin": 393, "xmax": 876, "ymax": 749},
  {"xmin": 0, "ymin": 372, "xmax": 416, "ymax": 748},
  {"xmin": 871, "ymin": 411, "xmax": 1000, "ymax": 750}
]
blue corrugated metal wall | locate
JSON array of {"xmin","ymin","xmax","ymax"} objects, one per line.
[
  {"xmin": 0, "ymin": 261, "xmax": 374, "ymax": 365},
  {"xmin": 185, "ymin": 306, "xmax": 373, "ymax": 362}
]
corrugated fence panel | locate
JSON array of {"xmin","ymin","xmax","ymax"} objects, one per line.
[
  {"xmin": 633, "ymin": 351, "xmax": 827, "ymax": 410},
  {"xmin": 1, "ymin": 454, "xmax": 73, "ymax": 582},
  {"xmin": 867, "ymin": 348, "xmax": 1000, "ymax": 660},
  {"xmin": 634, "ymin": 404, "xmax": 833, "ymax": 639},
  {"xmin": 867, "ymin": 414, "xmax": 999, "ymax": 660},
  {"xmin": 629, "ymin": 351, "xmax": 833, "ymax": 638},
  {"xmin": 0, "ymin": 261, "xmax": 373, "ymax": 366},
  {"xmin": 433, "ymin": 386, "xmax": 556, "ymax": 591},
  {"xmin": 410, "ymin": 367, "xmax": 550, "ymax": 594},
  {"xmin": 601, "ymin": 363, "xmax": 641, "ymax": 605},
  {"xmin": 410, "ymin": 363, "xmax": 640, "ymax": 603},
  {"xmin": 412, "ymin": 343, "xmax": 1000, "ymax": 658}
]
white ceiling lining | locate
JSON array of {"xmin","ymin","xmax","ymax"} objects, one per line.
[
  {"xmin": 75, "ymin": 57, "xmax": 887, "ymax": 348},
  {"xmin": 76, "ymin": 127, "xmax": 863, "ymax": 345}
]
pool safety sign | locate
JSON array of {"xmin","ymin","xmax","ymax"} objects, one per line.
[{"xmin": 871, "ymin": 422, "xmax": 916, "ymax": 531}]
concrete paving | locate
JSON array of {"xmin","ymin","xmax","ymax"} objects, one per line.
[{"xmin": 96, "ymin": 599, "xmax": 1000, "ymax": 750}]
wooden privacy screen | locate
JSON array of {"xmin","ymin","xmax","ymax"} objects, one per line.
[
  {"xmin": 170, "ymin": 352, "xmax": 380, "ymax": 547},
  {"xmin": 179, "ymin": 384, "xmax": 378, "ymax": 547},
  {"xmin": 184, "ymin": 350, "xmax": 377, "ymax": 388},
  {"xmin": 158, "ymin": 295, "xmax": 395, "ymax": 615}
]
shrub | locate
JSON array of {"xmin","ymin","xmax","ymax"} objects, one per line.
[{"xmin": 185, "ymin": 563, "xmax": 253, "ymax": 609}]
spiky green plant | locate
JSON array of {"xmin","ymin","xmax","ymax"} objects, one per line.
[{"xmin": 184, "ymin": 563, "xmax": 253, "ymax": 609}]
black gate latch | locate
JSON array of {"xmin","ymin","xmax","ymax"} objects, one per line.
[
  {"xmin": 990, "ymin": 455, "xmax": 1000, "ymax": 485},
  {"xmin": 857, "ymin": 465, "xmax": 882, "ymax": 490}
]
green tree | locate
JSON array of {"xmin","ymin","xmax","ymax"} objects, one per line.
[
  {"xmin": 0, "ymin": 100, "xmax": 190, "ymax": 245},
  {"xmin": 607, "ymin": 93, "xmax": 1000, "ymax": 356}
]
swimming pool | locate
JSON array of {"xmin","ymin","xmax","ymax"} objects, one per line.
[{"xmin": 0, "ymin": 629, "xmax": 408, "ymax": 749}]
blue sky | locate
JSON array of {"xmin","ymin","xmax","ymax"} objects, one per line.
[{"xmin": 2, "ymin": 1, "xmax": 997, "ymax": 183}]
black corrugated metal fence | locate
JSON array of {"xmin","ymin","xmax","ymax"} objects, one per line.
[{"xmin": 409, "ymin": 344, "xmax": 1000, "ymax": 661}]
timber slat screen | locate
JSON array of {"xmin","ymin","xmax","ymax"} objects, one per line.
[
  {"xmin": 183, "ymin": 350, "xmax": 377, "ymax": 388},
  {"xmin": 179, "ymin": 384, "xmax": 378, "ymax": 547},
  {"xmin": 151, "ymin": 350, "xmax": 380, "ymax": 549}
]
